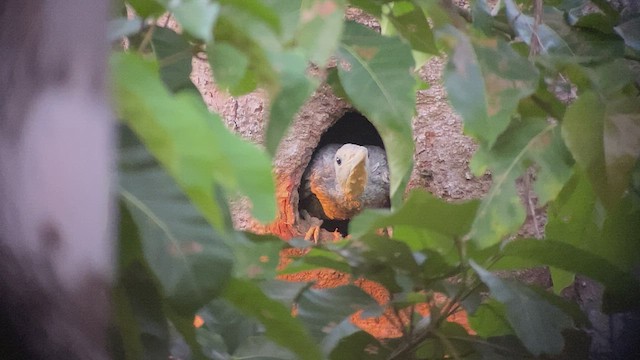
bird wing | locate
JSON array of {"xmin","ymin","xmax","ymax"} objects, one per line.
[
  {"xmin": 363, "ymin": 145, "xmax": 390, "ymax": 209},
  {"xmin": 300, "ymin": 144, "xmax": 341, "ymax": 219}
]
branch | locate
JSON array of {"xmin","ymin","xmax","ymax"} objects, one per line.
[{"xmin": 530, "ymin": 0, "xmax": 543, "ymax": 57}]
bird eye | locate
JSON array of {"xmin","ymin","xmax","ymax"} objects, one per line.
[{"xmin": 336, "ymin": 158, "xmax": 342, "ymax": 165}]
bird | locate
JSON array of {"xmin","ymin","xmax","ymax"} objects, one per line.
[{"xmin": 300, "ymin": 143, "xmax": 390, "ymax": 242}]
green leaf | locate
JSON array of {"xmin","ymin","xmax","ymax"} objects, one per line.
[
  {"xmin": 615, "ymin": 16, "xmax": 640, "ymax": 51},
  {"xmin": 334, "ymin": 235, "xmax": 420, "ymax": 291},
  {"xmin": 568, "ymin": 6, "xmax": 616, "ymax": 34},
  {"xmin": 386, "ymin": 4, "xmax": 437, "ymax": 54},
  {"xmin": 233, "ymin": 336, "xmax": 296, "ymax": 359},
  {"xmin": 157, "ymin": 0, "xmax": 220, "ymax": 42},
  {"xmin": 112, "ymin": 53, "xmax": 276, "ymax": 225},
  {"xmin": 119, "ymin": 127, "xmax": 234, "ymax": 313},
  {"xmin": 470, "ymin": 261, "xmax": 573, "ymax": 356},
  {"xmin": 214, "ymin": 8, "xmax": 280, "ymax": 94},
  {"xmin": 223, "ymin": 278, "xmax": 323, "ymax": 360},
  {"xmin": 416, "ymin": 321, "xmax": 474, "ymax": 359},
  {"xmin": 351, "ymin": 189, "xmax": 479, "ymax": 239},
  {"xmin": 259, "ymin": 280, "xmax": 310, "ymax": 308},
  {"xmin": 468, "ymin": 300, "xmax": 514, "ymax": 338},
  {"xmin": 562, "ymin": 91, "xmax": 640, "ymax": 209},
  {"xmin": 543, "ymin": 6, "xmax": 624, "ymax": 61},
  {"xmin": 499, "ymin": 239, "xmax": 640, "ymax": 313},
  {"xmin": 471, "ymin": 0, "xmax": 495, "ymax": 35},
  {"xmin": 196, "ymin": 299, "xmax": 257, "ymax": 356},
  {"xmin": 347, "ymin": 0, "xmax": 389, "ymax": 17},
  {"xmin": 598, "ymin": 196, "xmax": 640, "ymax": 276},
  {"xmin": 296, "ymin": 0, "xmax": 347, "ymax": 65},
  {"xmin": 127, "ymin": 0, "xmax": 165, "ymax": 18},
  {"xmin": 545, "ymin": 170, "xmax": 596, "ymax": 294},
  {"xmin": 326, "ymin": 67, "xmax": 349, "ymax": 98},
  {"xmin": 442, "ymin": 27, "xmax": 539, "ymax": 148},
  {"xmin": 108, "ymin": 17, "xmax": 144, "ymax": 42},
  {"xmin": 266, "ymin": 51, "xmax": 318, "ymax": 154},
  {"xmin": 504, "ymin": 0, "xmax": 572, "ymax": 55},
  {"xmin": 337, "ymin": 21, "xmax": 416, "ymax": 206},
  {"xmin": 263, "ymin": 0, "xmax": 302, "ymax": 43},
  {"xmin": 549, "ymin": 267, "xmax": 575, "ymax": 294},
  {"xmin": 112, "ymin": 203, "xmax": 170, "ymax": 360},
  {"xmin": 230, "ymin": 232, "xmax": 284, "ymax": 280},
  {"xmin": 168, "ymin": 310, "xmax": 209, "ymax": 360},
  {"xmin": 279, "ymin": 247, "xmax": 351, "ymax": 275},
  {"xmin": 329, "ymin": 328, "xmax": 390, "ymax": 359},
  {"xmin": 151, "ymin": 27, "xmax": 195, "ymax": 93},
  {"xmin": 297, "ymin": 285, "xmax": 380, "ymax": 341},
  {"xmin": 207, "ymin": 42, "xmax": 250, "ymax": 95},
  {"xmin": 219, "ymin": 0, "xmax": 282, "ymax": 34},
  {"xmin": 470, "ymin": 119, "xmax": 573, "ymax": 248}
]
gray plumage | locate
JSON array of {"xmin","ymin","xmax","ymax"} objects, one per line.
[{"xmin": 300, "ymin": 143, "xmax": 390, "ymax": 221}]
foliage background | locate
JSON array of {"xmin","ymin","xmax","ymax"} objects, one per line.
[{"xmin": 109, "ymin": 0, "xmax": 640, "ymax": 359}]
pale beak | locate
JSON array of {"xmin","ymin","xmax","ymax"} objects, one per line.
[{"xmin": 335, "ymin": 144, "xmax": 368, "ymax": 200}]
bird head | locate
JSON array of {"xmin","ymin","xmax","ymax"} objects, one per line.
[{"xmin": 334, "ymin": 144, "xmax": 368, "ymax": 200}]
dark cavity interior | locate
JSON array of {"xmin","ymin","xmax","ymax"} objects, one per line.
[{"xmin": 299, "ymin": 111, "xmax": 385, "ymax": 236}]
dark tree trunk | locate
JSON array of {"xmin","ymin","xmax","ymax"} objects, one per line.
[{"xmin": 0, "ymin": 1, "xmax": 114, "ymax": 359}]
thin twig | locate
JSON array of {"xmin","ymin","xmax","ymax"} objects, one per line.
[
  {"xmin": 138, "ymin": 23, "xmax": 156, "ymax": 53},
  {"xmin": 530, "ymin": 0, "xmax": 543, "ymax": 57},
  {"xmin": 524, "ymin": 169, "xmax": 543, "ymax": 239},
  {"xmin": 162, "ymin": 13, "xmax": 172, "ymax": 28},
  {"xmin": 408, "ymin": 304, "xmax": 416, "ymax": 337}
]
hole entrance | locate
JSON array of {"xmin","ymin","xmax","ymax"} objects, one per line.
[
  {"xmin": 299, "ymin": 111, "xmax": 385, "ymax": 236},
  {"xmin": 317, "ymin": 111, "xmax": 384, "ymax": 149}
]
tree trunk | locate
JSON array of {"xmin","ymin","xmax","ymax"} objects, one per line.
[{"xmin": 0, "ymin": 1, "xmax": 114, "ymax": 359}]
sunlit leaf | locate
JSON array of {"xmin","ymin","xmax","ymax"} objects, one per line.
[
  {"xmin": 386, "ymin": 3, "xmax": 437, "ymax": 54},
  {"xmin": 468, "ymin": 300, "xmax": 514, "ymax": 338},
  {"xmin": 214, "ymin": 6, "xmax": 280, "ymax": 94},
  {"xmin": 351, "ymin": 189, "xmax": 479, "ymax": 241},
  {"xmin": 112, "ymin": 53, "xmax": 276, "ymax": 225},
  {"xmin": 219, "ymin": 0, "xmax": 282, "ymax": 34},
  {"xmin": 127, "ymin": 0, "xmax": 164, "ymax": 18},
  {"xmin": 296, "ymin": 0, "xmax": 347, "ymax": 65},
  {"xmin": 157, "ymin": 0, "xmax": 220, "ymax": 42},
  {"xmin": 278, "ymin": 247, "xmax": 351, "ymax": 275},
  {"xmin": 266, "ymin": 51, "xmax": 318, "ymax": 154},
  {"xmin": 207, "ymin": 42, "xmax": 250, "ymax": 95}
]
